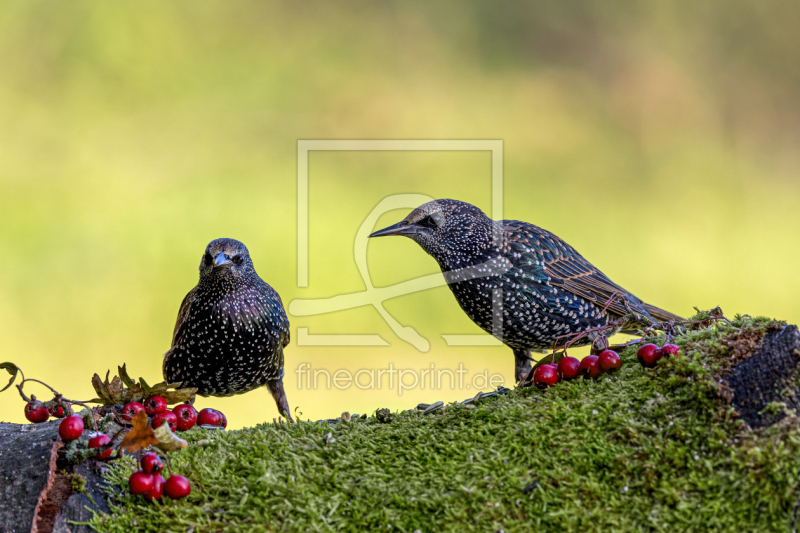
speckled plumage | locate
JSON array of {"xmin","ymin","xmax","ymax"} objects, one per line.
[
  {"xmin": 369, "ymin": 199, "xmax": 682, "ymax": 382},
  {"xmin": 162, "ymin": 238, "xmax": 293, "ymax": 421}
]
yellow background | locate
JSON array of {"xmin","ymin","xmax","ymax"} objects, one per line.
[{"xmin": 2, "ymin": 2, "xmax": 799, "ymax": 427}]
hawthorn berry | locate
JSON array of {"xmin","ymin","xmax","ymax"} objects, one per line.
[
  {"xmin": 129, "ymin": 470, "xmax": 155, "ymax": 495},
  {"xmin": 579, "ymin": 355, "xmax": 604, "ymax": 379},
  {"xmin": 556, "ymin": 356, "xmax": 581, "ymax": 380},
  {"xmin": 197, "ymin": 408, "xmax": 221, "ymax": 427},
  {"xmin": 636, "ymin": 343, "xmax": 661, "ymax": 368},
  {"xmin": 144, "ymin": 474, "xmax": 166, "ymax": 501},
  {"xmin": 144, "ymin": 396, "xmax": 167, "ymax": 416},
  {"xmin": 598, "ymin": 350, "xmax": 622, "ymax": 373},
  {"xmin": 121, "ymin": 401, "xmax": 145, "ymax": 421},
  {"xmin": 141, "ymin": 453, "xmax": 164, "ymax": 475},
  {"xmin": 659, "ymin": 344, "xmax": 681, "ymax": 358},
  {"xmin": 25, "ymin": 402, "xmax": 50, "ymax": 424},
  {"xmin": 173, "ymin": 404, "xmax": 198, "ymax": 432},
  {"xmin": 58, "ymin": 415, "xmax": 85, "ymax": 441},
  {"xmin": 216, "ymin": 410, "xmax": 227, "ymax": 429},
  {"xmin": 49, "ymin": 404, "xmax": 66, "ymax": 418},
  {"xmin": 152, "ymin": 411, "xmax": 178, "ymax": 432},
  {"xmin": 164, "ymin": 474, "xmax": 191, "ymax": 500},
  {"xmin": 533, "ymin": 364, "xmax": 559, "ymax": 388},
  {"xmin": 88, "ymin": 433, "xmax": 113, "ymax": 459}
]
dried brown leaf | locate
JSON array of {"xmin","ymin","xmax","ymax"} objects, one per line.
[
  {"xmin": 0, "ymin": 362, "xmax": 18, "ymax": 393},
  {"xmin": 119, "ymin": 410, "xmax": 158, "ymax": 453},
  {"xmin": 108, "ymin": 376, "xmax": 124, "ymax": 402},
  {"xmin": 91, "ymin": 373, "xmax": 113, "ymax": 403}
]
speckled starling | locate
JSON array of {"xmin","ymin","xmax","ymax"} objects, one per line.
[
  {"xmin": 162, "ymin": 238, "xmax": 293, "ymax": 421},
  {"xmin": 369, "ymin": 199, "xmax": 682, "ymax": 382}
]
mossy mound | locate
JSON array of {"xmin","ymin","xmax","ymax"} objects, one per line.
[{"xmin": 90, "ymin": 314, "xmax": 800, "ymax": 532}]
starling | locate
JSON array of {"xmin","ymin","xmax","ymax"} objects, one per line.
[
  {"xmin": 162, "ymin": 238, "xmax": 293, "ymax": 421},
  {"xmin": 369, "ymin": 199, "xmax": 682, "ymax": 382}
]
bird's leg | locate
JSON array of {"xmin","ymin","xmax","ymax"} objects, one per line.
[
  {"xmin": 266, "ymin": 378, "xmax": 294, "ymax": 423},
  {"xmin": 513, "ymin": 348, "xmax": 533, "ymax": 384}
]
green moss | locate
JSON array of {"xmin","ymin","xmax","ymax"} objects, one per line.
[{"xmin": 90, "ymin": 314, "xmax": 800, "ymax": 533}]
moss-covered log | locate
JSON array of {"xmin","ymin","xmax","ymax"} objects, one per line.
[{"xmin": 3, "ymin": 313, "xmax": 800, "ymax": 532}]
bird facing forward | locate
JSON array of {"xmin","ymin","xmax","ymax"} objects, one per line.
[
  {"xmin": 162, "ymin": 238, "xmax": 293, "ymax": 421},
  {"xmin": 369, "ymin": 199, "xmax": 682, "ymax": 382}
]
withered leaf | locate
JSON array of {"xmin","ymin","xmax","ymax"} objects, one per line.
[
  {"xmin": 0, "ymin": 362, "xmax": 19, "ymax": 393},
  {"xmin": 107, "ymin": 376, "xmax": 124, "ymax": 402},
  {"xmin": 147, "ymin": 382, "xmax": 170, "ymax": 397},
  {"xmin": 118, "ymin": 364, "xmax": 136, "ymax": 389},
  {"xmin": 153, "ymin": 421, "xmax": 189, "ymax": 452},
  {"xmin": 163, "ymin": 388, "xmax": 197, "ymax": 405},
  {"xmin": 91, "ymin": 373, "xmax": 114, "ymax": 403},
  {"xmin": 139, "ymin": 377, "xmax": 152, "ymax": 397},
  {"xmin": 120, "ymin": 383, "xmax": 145, "ymax": 403},
  {"xmin": 119, "ymin": 410, "xmax": 158, "ymax": 453},
  {"xmin": 88, "ymin": 367, "xmax": 197, "ymax": 405}
]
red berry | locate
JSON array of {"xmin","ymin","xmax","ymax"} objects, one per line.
[
  {"xmin": 637, "ymin": 343, "xmax": 661, "ymax": 368},
  {"xmin": 88, "ymin": 433, "xmax": 113, "ymax": 459},
  {"xmin": 141, "ymin": 453, "xmax": 164, "ymax": 475},
  {"xmin": 598, "ymin": 350, "xmax": 622, "ymax": 373},
  {"xmin": 49, "ymin": 404, "xmax": 66, "ymax": 418},
  {"xmin": 533, "ymin": 364, "xmax": 559, "ymax": 388},
  {"xmin": 121, "ymin": 401, "xmax": 145, "ymax": 421},
  {"xmin": 579, "ymin": 355, "xmax": 604, "ymax": 379},
  {"xmin": 144, "ymin": 474, "xmax": 166, "ymax": 501},
  {"xmin": 197, "ymin": 408, "xmax": 221, "ymax": 427},
  {"xmin": 144, "ymin": 396, "xmax": 167, "ymax": 416},
  {"xmin": 58, "ymin": 415, "xmax": 85, "ymax": 440},
  {"xmin": 556, "ymin": 356, "xmax": 581, "ymax": 380},
  {"xmin": 215, "ymin": 410, "xmax": 227, "ymax": 429},
  {"xmin": 152, "ymin": 411, "xmax": 178, "ymax": 432},
  {"xmin": 25, "ymin": 402, "xmax": 50, "ymax": 424},
  {"xmin": 129, "ymin": 470, "xmax": 155, "ymax": 495},
  {"xmin": 659, "ymin": 344, "xmax": 681, "ymax": 358},
  {"xmin": 172, "ymin": 404, "xmax": 198, "ymax": 432},
  {"xmin": 164, "ymin": 474, "xmax": 191, "ymax": 500}
]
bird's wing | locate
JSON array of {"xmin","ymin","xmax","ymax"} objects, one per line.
[
  {"xmin": 171, "ymin": 287, "xmax": 196, "ymax": 348},
  {"xmin": 502, "ymin": 221, "xmax": 654, "ymax": 320}
]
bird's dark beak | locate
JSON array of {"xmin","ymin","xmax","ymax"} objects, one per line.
[
  {"xmin": 369, "ymin": 221, "xmax": 418, "ymax": 238},
  {"xmin": 214, "ymin": 253, "xmax": 231, "ymax": 267}
]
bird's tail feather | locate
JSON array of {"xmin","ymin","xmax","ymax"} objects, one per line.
[{"xmin": 641, "ymin": 302, "xmax": 684, "ymax": 323}]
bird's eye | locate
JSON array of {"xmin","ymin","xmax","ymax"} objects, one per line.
[
  {"xmin": 232, "ymin": 255, "xmax": 244, "ymax": 265},
  {"xmin": 423, "ymin": 214, "xmax": 442, "ymax": 228},
  {"xmin": 204, "ymin": 251, "xmax": 214, "ymax": 265}
]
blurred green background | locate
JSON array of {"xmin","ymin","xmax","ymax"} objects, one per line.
[{"xmin": 2, "ymin": 2, "xmax": 799, "ymax": 427}]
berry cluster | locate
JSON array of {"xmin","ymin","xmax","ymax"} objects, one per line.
[
  {"xmin": 24, "ymin": 401, "xmax": 72, "ymax": 424},
  {"xmin": 121, "ymin": 396, "xmax": 226, "ymax": 432},
  {"xmin": 532, "ymin": 349, "xmax": 622, "ymax": 389},
  {"xmin": 636, "ymin": 343, "xmax": 681, "ymax": 367},
  {"xmin": 52, "ymin": 412, "xmax": 114, "ymax": 459},
  {"xmin": 128, "ymin": 452, "xmax": 191, "ymax": 501},
  {"xmin": 531, "ymin": 341, "xmax": 681, "ymax": 388}
]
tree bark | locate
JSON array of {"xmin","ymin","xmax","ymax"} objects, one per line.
[{"xmin": 0, "ymin": 419, "xmax": 111, "ymax": 533}]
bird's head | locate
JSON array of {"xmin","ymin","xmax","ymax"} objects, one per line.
[
  {"xmin": 368, "ymin": 199, "xmax": 494, "ymax": 266},
  {"xmin": 199, "ymin": 238, "xmax": 255, "ymax": 279}
]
